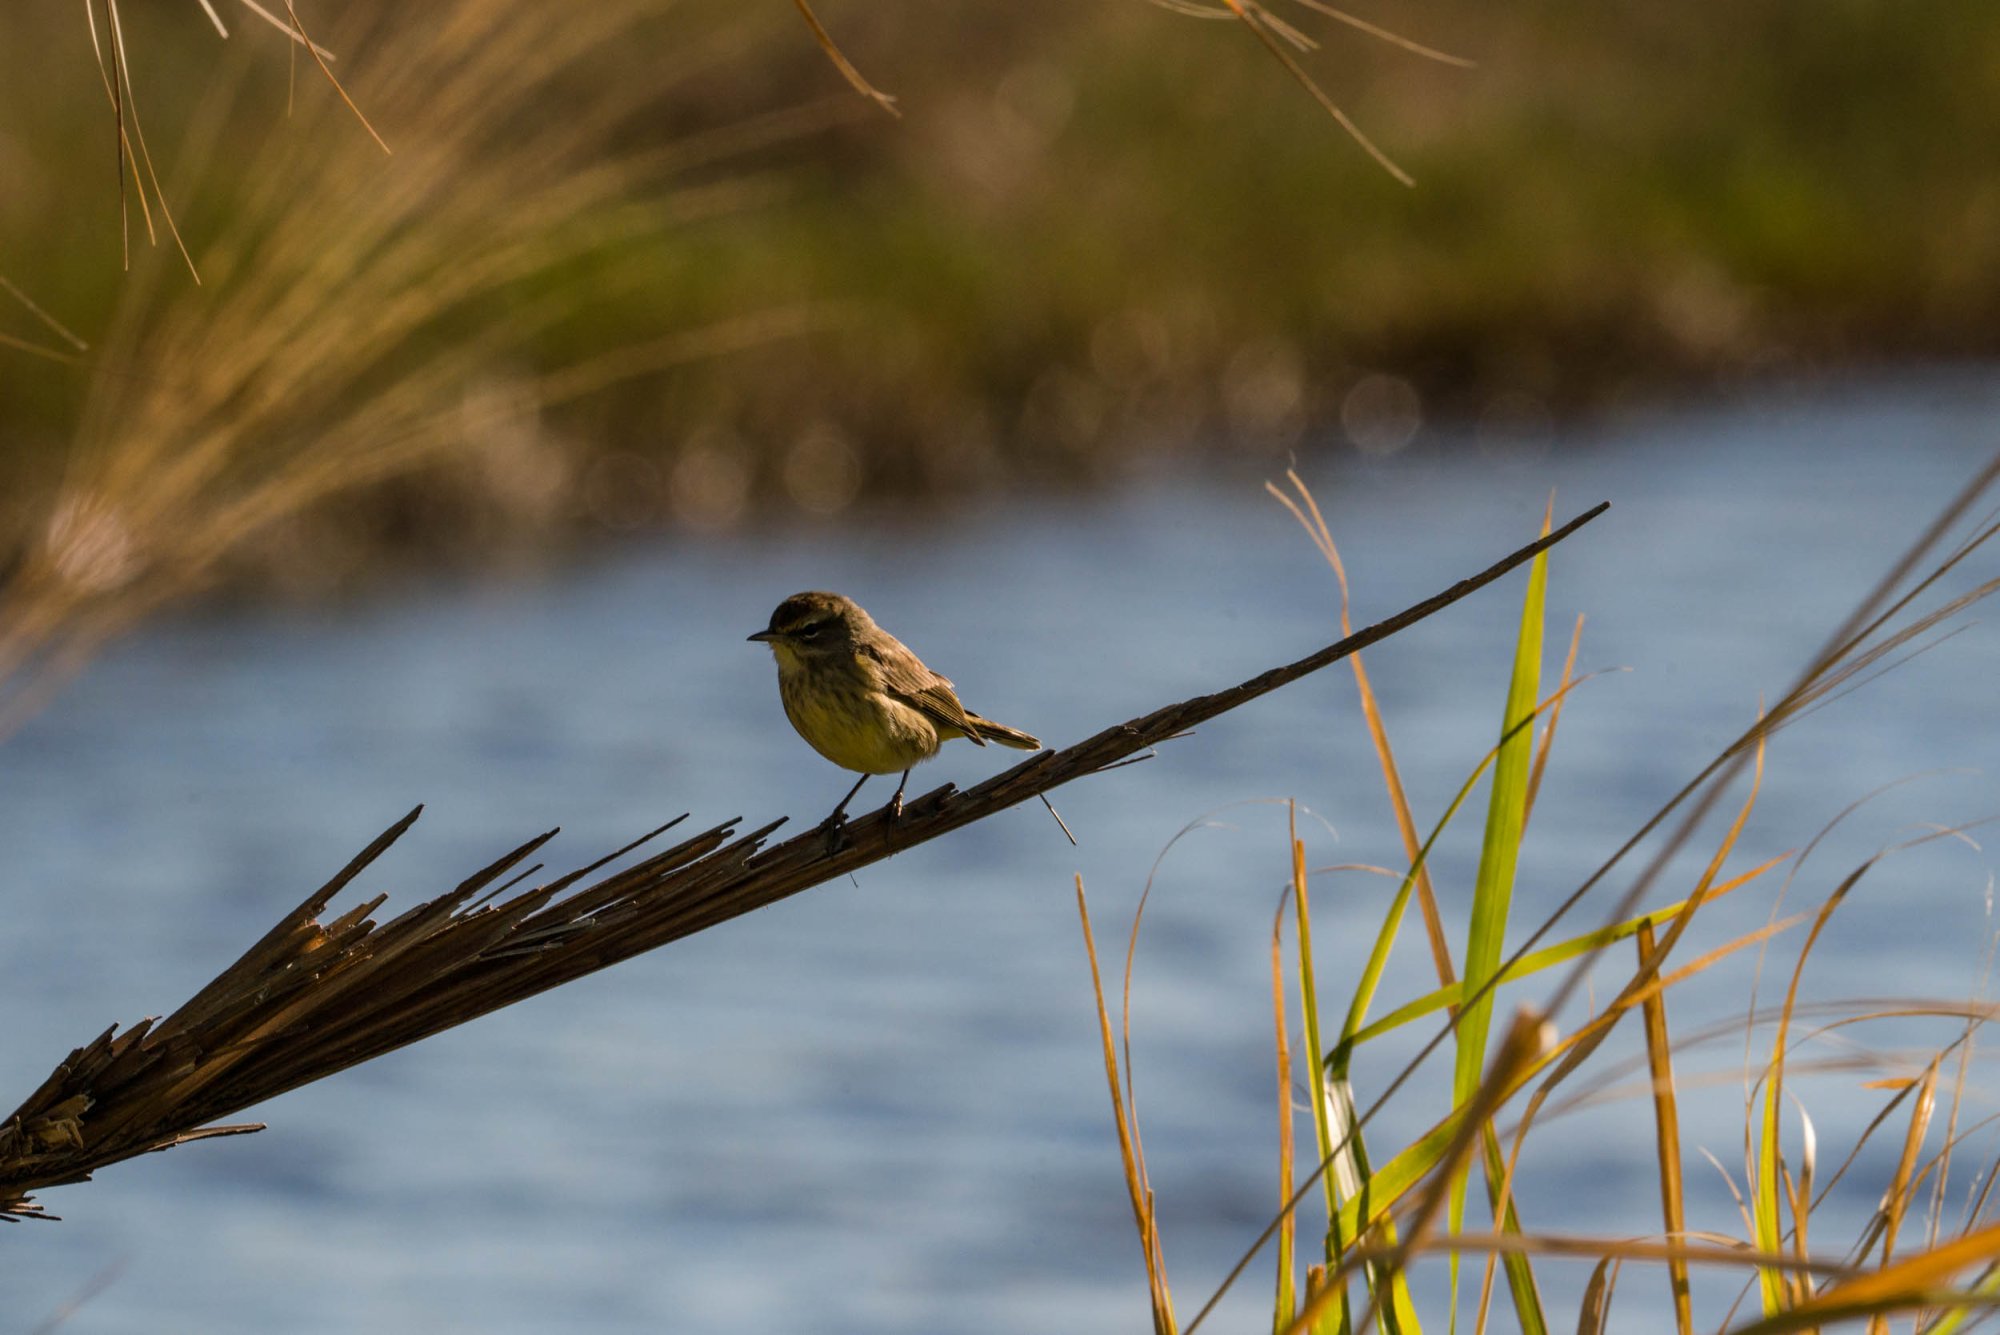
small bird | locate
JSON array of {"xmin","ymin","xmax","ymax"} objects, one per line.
[{"xmin": 749, "ymin": 590, "xmax": 1041, "ymax": 830}]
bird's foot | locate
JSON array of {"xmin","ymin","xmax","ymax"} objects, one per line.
[{"xmin": 816, "ymin": 811, "xmax": 851, "ymax": 854}]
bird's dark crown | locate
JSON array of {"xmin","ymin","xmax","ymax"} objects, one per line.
[{"xmin": 762, "ymin": 590, "xmax": 872, "ymax": 643}]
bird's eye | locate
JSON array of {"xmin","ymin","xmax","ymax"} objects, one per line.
[{"xmin": 797, "ymin": 622, "xmax": 824, "ymax": 639}]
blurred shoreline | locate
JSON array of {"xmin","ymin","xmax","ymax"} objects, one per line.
[{"xmin": 5, "ymin": 2, "xmax": 1999, "ymax": 590}]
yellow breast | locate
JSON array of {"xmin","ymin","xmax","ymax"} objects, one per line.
[{"xmin": 777, "ymin": 667, "xmax": 943, "ymax": 774}]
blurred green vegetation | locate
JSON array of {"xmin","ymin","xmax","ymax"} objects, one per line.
[{"xmin": 4, "ymin": 1, "xmax": 2000, "ymax": 577}]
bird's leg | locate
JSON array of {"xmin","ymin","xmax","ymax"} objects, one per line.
[
  {"xmin": 887, "ymin": 768, "xmax": 912, "ymax": 819},
  {"xmin": 821, "ymin": 772, "xmax": 870, "ymax": 833}
]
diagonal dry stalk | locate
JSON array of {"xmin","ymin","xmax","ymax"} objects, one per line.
[{"xmin": 0, "ymin": 502, "xmax": 1605, "ymax": 1220}]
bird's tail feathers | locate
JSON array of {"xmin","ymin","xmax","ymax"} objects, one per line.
[{"xmin": 968, "ymin": 715, "xmax": 1041, "ymax": 750}]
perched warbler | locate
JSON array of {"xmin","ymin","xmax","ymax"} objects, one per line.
[{"xmin": 749, "ymin": 591, "xmax": 1041, "ymax": 828}]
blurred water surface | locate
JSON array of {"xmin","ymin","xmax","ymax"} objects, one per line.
[{"xmin": 7, "ymin": 374, "xmax": 2000, "ymax": 1332}]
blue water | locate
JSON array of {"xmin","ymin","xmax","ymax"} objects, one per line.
[{"xmin": 7, "ymin": 374, "xmax": 2000, "ymax": 1332}]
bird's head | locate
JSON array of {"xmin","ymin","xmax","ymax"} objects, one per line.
[{"xmin": 748, "ymin": 590, "xmax": 872, "ymax": 666}]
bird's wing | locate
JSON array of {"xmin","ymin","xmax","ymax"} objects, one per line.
[{"xmin": 863, "ymin": 640, "xmax": 988, "ymax": 745}]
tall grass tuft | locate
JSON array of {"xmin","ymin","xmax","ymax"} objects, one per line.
[
  {"xmin": 0, "ymin": 0, "xmax": 830, "ymax": 736},
  {"xmin": 1083, "ymin": 462, "xmax": 2000, "ymax": 1333}
]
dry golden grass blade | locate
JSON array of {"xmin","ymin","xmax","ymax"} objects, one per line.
[
  {"xmin": 1284, "ymin": 0, "xmax": 1474, "ymax": 65},
  {"xmin": 83, "ymin": 0, "xmax": 138, "ymax": 266},
  {"xmin": 1076, "ymin": 876, "xmax": 1178, "ymax": 1334},
  {"xmin": 1637, "ymin": 922, "xmax": 1696, "ymax": 1335},
  {"xmin": 1697, "ymin": 1144, "xmax": 1764, "ymax": 1297},
  {"xmin": 1529, "ymin": 731, "xmax": 1771, "ymax": 1106},
  {"xmin": 1347, "ymin": 1229, "xmax": 1853, "ymax": 1281},
  {"xmin": 0, "ymin": 273, "xmax": 89, "ymax": 353},
  {"xmin": 1217, "ymin": 0, "xmax": 1415, "ymax": 186},
  {"xmin": 24, "ymin": 1255, "xmax": 129, "ymax": 1327},
  {"xmin": 1475, "ymin": 910, "xmax": 1810, "ymax": 1296},
  {"xmin": 790, "ymin": 0, "xmax": 899, "ymax": 117},
  {"xmin": 1782, "ymin": 576, "xmax": 2000, "ymax": 743},
  {"xmin": 193, "ymin": 0, "xmax": 229, "ymax": 38},
  {"xmin": 534, "ymin": 304, "xmax": 846, "ymax": 409},
  {"xmin": 1476, "ymin": 877, "xmax": 1779, "ymax": 1320},
  {"xmin": 1119, "ymin": 866, "xmax": 1170, "ymax": 1312},
  {"xmin": 1625, "ymin": 889, "xmax": 1799, "ymax": 1001},
  {"xmin": 1150, "ymin": 0, "xmax": 1470, "ymax": 66},
  {"xmin": 1627, "ymin": 1019, "xmax": 1994, "ymax": 1265},
  {"xmin": 1788, "ymin": 465, "xmax": 2000, "ymax": 712},
  {"xmin": 1531, "ymin": 915, "xmax": 1812, "ymax": 1116},
  {"xmin": 1524, "ymin": 613, "xmax": 1584, "ymax": 824},
  {"xmin": 0, "ymin": 332, "xmax": 87, "ymax": 365},
  {"xmin": 1741, "ymin": 825, "xmax": 1985, "ymax": 1299},
  {"xmin": 1746, "ymin": 775, "xmax": 1940, "ymax": 1035},
  {"xmin": 1774, "ymin": 517, "xmax": 2000, "ymax": 737},
  {"xmin": 1577, "ymin": 1255, "xmax": 1617, "ymax": 1334},
  {"xmin": 85, "ymin": 0, "xmax": 364, "ymax": 210},
  {"xmin": 1270, "ymin": 891, "xmax": 1299, "ymax": 1328},
  {"xmin": 281, "ymin": 0, "xmax": 390, "ymax": 154},
  {"xmin": 1268, "ymin": 471, "xmax": 1460, "ymax": 1001},
  {"xmin": 1878, "ymin": 1057, "xmax": 1942, "ymax": 1274},
  {"xmin": 82, "ymin": 0, "xmax": 198, "ymax": 279},
  {"xmin": 1961, "ymin": 1148, "xmax": 2000, "ymax": 1252},
  {"xmin": 1150, "ymin": 0, "xmax": 1322, "ymax": 51},
  {"xmin": 231, "ymin": 0, "xmax": 338, "ymax": 57},
  {"xmin": 1920, "ymin": 1010, "xmax": 1989, "ymax": 1330},
  {"xmin": 1750, "ymin": 840, "xmax": 1930, "ymax": 1312},
  {"xmin": 1147, "ymin": 0, "xmax": 1239, "ymax": 18},
  {"xmin": 1784, "ymin": 1114, "xmax": 1815, "ymax": 1304},
  {"xmin": 105, "ymin": 2, "xmax": 197, "ymax": 279},
  {"xmin": 1728, "ymin": 1217, "xmax": 2000, "ymax": 1332}
]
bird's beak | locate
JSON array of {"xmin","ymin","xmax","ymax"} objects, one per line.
[{"xmin": 747, "ymin": 629, "xmax": 780, "ymax": 643}]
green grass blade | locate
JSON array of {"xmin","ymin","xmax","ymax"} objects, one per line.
[
  {"xmin": 1754, "ymin": 1034, "xmax": 1789, "ymax": 1315},
  {"xmin": 1478, "ymin": 1125, "xmax": 1546, "ymax": 1334},
  {"xmin": 1319, "ymin": 1071, "xmax": 1422, "ymax": 1335},
  {"xmin": 1290, "ymin": 813, "xmax": 1356, "ymax": 1335},
  {"xmin": 1448, "ymin": 513, "xmax": 1548, "ymax": 1328},
  {"xmin": 1336, "ymin": 754, "xmax": 1496, "ymax": 1052},
  {"xmin": 1329, "ymin": 1107, "xmax": 1467, "ymax": 1247}
]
